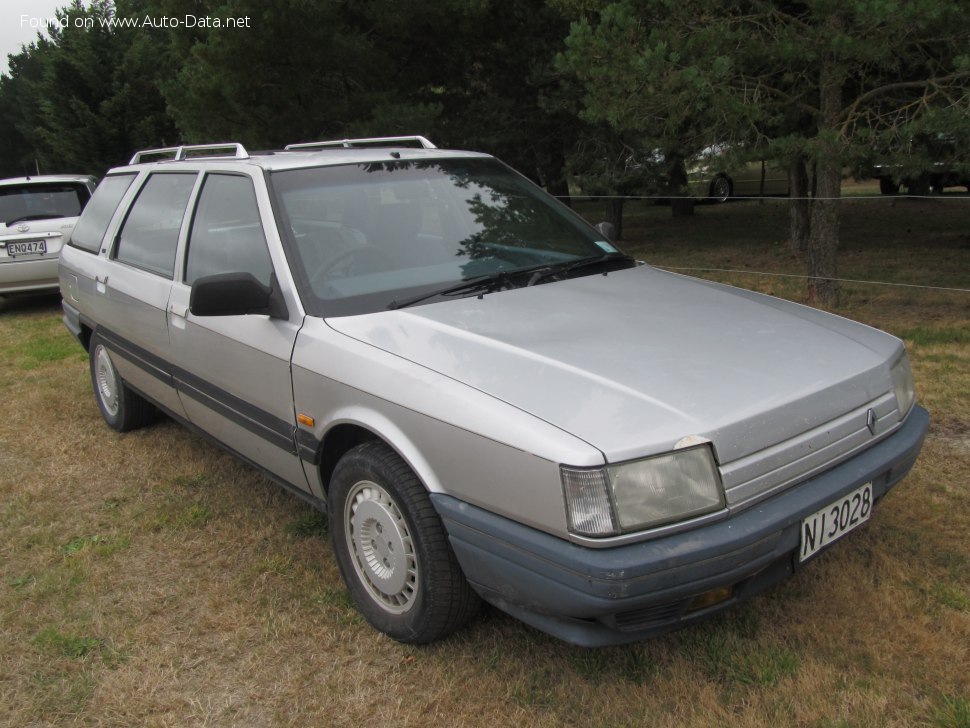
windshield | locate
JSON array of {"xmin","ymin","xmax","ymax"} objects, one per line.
[
  {"xmin": 0, "ymin": 182, "xmax": 90, "ymax": 225},
  {"xmin": 271, "ymin": 158, "xmax": 619, "ymax": 316}
]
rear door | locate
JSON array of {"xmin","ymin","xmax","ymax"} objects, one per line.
[
  {"xmin": 166, "ymin": 170, "xmax": 309, "ymax": 491},
  {"xmin": 91, "ymin": 171, "xmax": 198, "ymax": 416}
]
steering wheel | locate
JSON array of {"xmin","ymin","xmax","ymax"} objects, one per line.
[{"xmin": 313, "ymin": 245, "xmax": 393, "ymax": 280}]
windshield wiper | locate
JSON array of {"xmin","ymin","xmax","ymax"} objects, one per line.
[
  {"xmin": 387, "ymin": 253, "xmax": 636, "ymax": 310},
  {"xmin": 5, "ymin": 213, "xmax": 64, "ymax": 225},
  {"xmin": 526, "ymin": 252, "xmax": 636, "ymax": 286},
  {"xmin": 388, "ymin": 271, "xmax": 514, "ymax": 310}
]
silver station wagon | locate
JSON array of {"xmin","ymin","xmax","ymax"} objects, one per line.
[{"xmin": 60, "ymin": 137, "xmax": 928, "ymax": 646}]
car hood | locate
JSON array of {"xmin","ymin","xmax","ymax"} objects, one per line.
[{"xmin": 326, "ymin": 265, "xmax": 901, "ymax": 464}]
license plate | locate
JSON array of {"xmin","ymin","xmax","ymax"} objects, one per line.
[
  {"xmin": 799, "ymin": 483, "xmax": 873, "ymax": 562},
  {"xmin": 6, "ymin": 240, "xmax": 47, "ymax": 257}
]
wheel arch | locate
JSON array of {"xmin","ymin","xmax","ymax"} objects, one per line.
[
  {"xmin": 79, "ymin": 322, "xmax": 93, "ymax": 352},
  {"xmin": 315, "ymin": 410, "xmax": 446, "ymax": 498}
]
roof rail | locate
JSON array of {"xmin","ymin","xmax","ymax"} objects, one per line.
[
  {"xmin": 284, "ymin": 135, "xmax": 437, "ymax": 151},
  {"xmin": 129, "ymin": 143, "xmax": 250, "ymax": 165}
]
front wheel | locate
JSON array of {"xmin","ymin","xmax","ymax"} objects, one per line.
[
  {"xmin": 89, "ymin": 333, "xmax": 156, "ymax": 432},
  {"xmin": 328, "ymin": 441, "xmax": 480, "ymax": 643}
]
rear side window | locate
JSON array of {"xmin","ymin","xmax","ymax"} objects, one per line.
[
  {"xmin": 115, "ymin": 173, "xmax": 196, "ymax": 277},
  {"xmin": 185, "ymin": 174, "xmax": 273, "ymax": 286},
  {"xmin": 70, "ymin": 174, "xmax": 135, "ymax": 253}
]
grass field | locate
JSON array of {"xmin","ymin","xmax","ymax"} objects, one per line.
[{"xmin": 1, "ymin": 190, "xmax": 968, "ymax": 727}]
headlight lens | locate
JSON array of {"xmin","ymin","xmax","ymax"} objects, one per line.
[
  {"xmin": 562, "ymin": 445, "xmax": 725, "ymax": 537},
  {"xmin": 890, "ymin": 351, "xmax": 916, "ymax": 419}
]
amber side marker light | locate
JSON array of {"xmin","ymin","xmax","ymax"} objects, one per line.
[
  {"xmin": 685, "ymin": 585, "xmax": 733, "ymax": 613},
  {"xmin": 297, "ymin": 413, "xmax": 315, "ymax": 427}
]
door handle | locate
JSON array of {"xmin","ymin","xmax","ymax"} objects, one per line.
[
  {"xmin": 169, "ymin": 303, "xmax": 188, "ymax": 318},
  {"xmin": 95, "ymin": 274, "xmax": 108, "ymax": 294}
]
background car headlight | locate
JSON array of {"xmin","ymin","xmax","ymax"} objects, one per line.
[
  {"xmin": 562, "ymin": 445, "xmax": 725, "ymax": 537},
  {"xmin": 890, "ymin": 351, "xmax": 916, "ymax": 419}
]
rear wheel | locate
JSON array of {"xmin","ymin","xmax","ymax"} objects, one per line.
[
  {"xmin": 710, "ymin": 176, "xmax": 732, "ymax": 203},
  {"xmin": 89, "ymin": 333, "xmax": 156, "ymax": 432},
  {"xmin": 328, "ymin": 441, "xmax": 480, "ymax": 643}
]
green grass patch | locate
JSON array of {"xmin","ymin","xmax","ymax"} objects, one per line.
[
  {"xmin": 679, "ymin": 617, "xmax": 800, "ymax": 687},
  {"xmin": 568, "ymin": 645, "xmax": 657, "ymax": 682},
  {"xmin": 33, "ymin": 628, "xmax": 103, "ymax": 659},
  {"xmin": 61, "ymin": 534, "xmax": 129, "ymax": 558},
  {"xmin": 896, "ymin": 326, "xmax": 970, "ymax": 347},
  {"xmin": 932, "ymin": 695, "xmax": 970, "ymax": 728},
  {"xmin": 284, "ymin": 510, "xmax": 329, "ymax": 538},
  {"xmin": 1, "ymin": 314, "xmax": 86, "ymax": 371},
  {"xmin": 933, "ymin": 583, "xmax": 969, "ymax": 612}
]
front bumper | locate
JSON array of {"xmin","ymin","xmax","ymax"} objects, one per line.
[{"xmin": 433, "ymin": 405, "xmax": 929, "ymax": 647}]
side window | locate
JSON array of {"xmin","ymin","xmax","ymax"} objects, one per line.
[
  {"xmin": 185, "ymin": 174, "xmax": 273, "ymax": 286},
  {"xmin": 70, "ymin": 174, "xmax": 136, "ymax": 253},
  {"xmin": 115, "ymin": 173, "xmax": 196, "ymax": 277}
]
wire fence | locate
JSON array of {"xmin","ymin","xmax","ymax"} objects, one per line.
[
  {"xmin": 557, "ymin": 192, "xmax": 970, "ymax": 293},
  {"xmin": 654, "ymin": 267, "xmax": 970, "ymax": 294},
  {"xmin": 558, "ymin": 193, "xmax": 970, "ymax": 202}
]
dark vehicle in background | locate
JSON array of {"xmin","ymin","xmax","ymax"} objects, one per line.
[
  {"xmin": 873, "ymin": 135, "xmax": 970, "ymax": 194},
  {"xmin": 0, "ymin": 175, "xmax": 97, "ymax": 295}
]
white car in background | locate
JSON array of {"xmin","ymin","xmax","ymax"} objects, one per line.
[
  {"xmin": 0, "ymin": 175, "xmax": 97, "ymax": 296},
  {"xmin": 687, "ymin": 144, "xmax": 789, "ymax": 202}
]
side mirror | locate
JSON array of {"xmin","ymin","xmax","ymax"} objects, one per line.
[
  {"xmin": 189, "ymin": 272, "xmax": 288, "ymax": 319},
  {"xmin": 595, "ymin": 221, "xmax": 616, "ymax": 241}
]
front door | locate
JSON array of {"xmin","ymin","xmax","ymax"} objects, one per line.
[{"xmin": 166, "ymin": 171, "xmax": 308, "ymax": 491}]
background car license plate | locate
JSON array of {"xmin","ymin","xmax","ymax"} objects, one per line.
[
  {"xmin": 800, "ymin": 482, "xmax": 873, "ymax": 562},
  {"xmin": 6, "ymin": 240, "xmax": 47, "ymax": 257}
]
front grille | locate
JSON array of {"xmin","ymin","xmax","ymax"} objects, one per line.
[{"xmin": 721, "ymin": 392, "xmax": 900, "ymax": 509}]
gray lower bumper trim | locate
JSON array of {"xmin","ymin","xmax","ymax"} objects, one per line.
[{"xmin": 432, "ymin": 405, "xmax": 929, "ymax": 646}]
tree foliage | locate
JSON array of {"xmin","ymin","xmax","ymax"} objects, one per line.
[{"xmin": 557, "ymin": 0, "xmax": 970, "ymax": 305}]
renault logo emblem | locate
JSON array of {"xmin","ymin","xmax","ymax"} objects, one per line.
[
  {"xmin": 866, "ymin": 409, "xmax": 876, "ymax": 435},
  {"xmin": 16, "ymin": 223, "xmax": 30, "ymax": 233}
]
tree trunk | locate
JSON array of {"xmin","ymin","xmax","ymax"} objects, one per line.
[
  {"xmin": 788, "ymin": 157, "xmax": 810, "ymax": 254},
  {"xmin": 547, "ymin": 175, "xmax": 571, "ymax": 207},
  {"xmin": 806, "ymin": 160, "xmax": 841, "ymax": 307},
  {"xmin": 606, "ymin": 198, "xmax": 624, "ymax": 240},
  {"xmin": 806, "ymin": 20, "xmax": 843, "ymax": 308},
  {"xmin": 667, "ymin": 156, "xmax": 694, "ymax": 217},
  {"xmin": 538, "ymin": 144, "xmax": 571, "ymax": 207}
]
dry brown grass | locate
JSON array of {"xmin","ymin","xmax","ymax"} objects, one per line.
[{"xmin": 1, "ymin": 193, "xmax": 968, "ymax": 727}]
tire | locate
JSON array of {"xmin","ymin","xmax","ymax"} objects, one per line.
[
  {"xmin": 89, "ymin": 333, "xmax": 156, "ymax": 432},
  {"xmin": 328, "ymin": 441, "xmax": 480, "ymax": 643},
  {"xmin": 710, "ymin": 176, "xmax": 732, "ymax": 203}
]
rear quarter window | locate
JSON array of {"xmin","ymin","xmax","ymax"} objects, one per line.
[{"xmin": 70, "ymin": 174, "xmax": 137, "ymax": 253}]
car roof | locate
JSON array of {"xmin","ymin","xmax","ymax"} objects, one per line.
[
  {"xmin": 0, "ymin": 175, "xmax": 98, "ymax": 186},
  {"xmin": 111, "ymin": 138, "xmax": 493, "ymax": 175}
]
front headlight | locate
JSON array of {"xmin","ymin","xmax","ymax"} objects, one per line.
[
  {"xmin": 890, "ymin": 351, "xmax": 916, "ymax": 419},
  {"xmin": 561, "ymin": 445, "xmax": 725, "ymax": 538}
]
